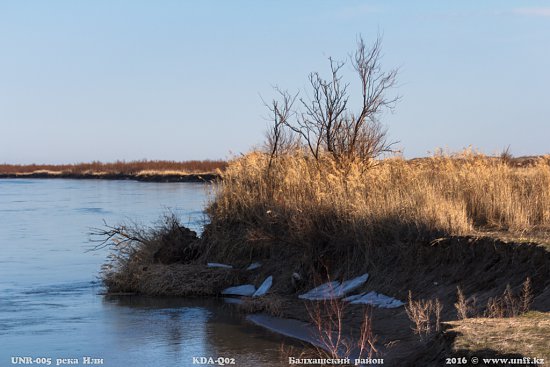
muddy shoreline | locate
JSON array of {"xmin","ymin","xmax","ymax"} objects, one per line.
[
  {"xmin": 0, "ymin": 172, "xmax": 220, "ymax": 183},
  {"xmin": 101, "ymin": 224, "xmax": 550, "ymax": 365}
]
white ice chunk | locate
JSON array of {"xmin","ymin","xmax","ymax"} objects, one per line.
[
  {"xmin": 299, "ymin": 281, "xmax": 340, "ymax": 300},
  {"xmin": 246, "ymin": 262, "xmax": 262, "ymax": 270},
  {"xmin": 349, "ymin": 291, "xmax": 404, "ymax": 308},
  {"xmin": 299, "ymin": 273, "xmax": 369, "ymax": 300},
  {"xmin": 253, "ymin": 276, "xmax": 273, "ymax": 297},
  {"xmin": 333, "ymin": 273, "xmax": 369, "ymax": 297},
  {"xmin": 222, "ymin": 284, "xmax": 256, "ymax": 296},
  {"xmin": 207, "ymin": 262, "xmax": 233, "ymax": 269}
]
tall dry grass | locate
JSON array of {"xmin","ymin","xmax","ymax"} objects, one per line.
[{"xmin": 205, "ymin": 150, "xmax": 550, "ymax": 269}]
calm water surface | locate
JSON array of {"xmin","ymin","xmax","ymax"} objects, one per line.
[{"xmin": 0, "ymin": 179, "xmax": 291, "ymax": 366}]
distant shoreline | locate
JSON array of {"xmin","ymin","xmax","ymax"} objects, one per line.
[
  {"xmin": 0, "ymin": 172, "xmax": 220, "ymax": 183},
  {"xmin": 0, "ymin": 159, "xmax": 226, "ymax": 182}
]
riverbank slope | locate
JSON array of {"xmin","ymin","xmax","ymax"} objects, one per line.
[{"xmin": 100, "ymin": 151, "xmax": 550, "ymax": 365}]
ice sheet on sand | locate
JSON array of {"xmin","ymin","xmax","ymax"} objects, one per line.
[
  {"xmin": 253, "ymin": 276, "xmax": 272, "ymax": 297},
  {"xmin": 207, "ymin": 262, "xmax": 233, "ymax": 269},
  {"xmin": 346, "ymin": 291, "xmax": 404, "ymax": 308},
  {"xmin": 246, "ymin": 314, "xmax": 324, "ymax": 349},
  {"xmin": 246, "ymin": 314, "xmax": 372, "ymax": 362},
  {"xmin": 298, "ymin": 281, "xmax": 340, "ymax": 300},
  {"xmin": 299, "ymin": 273, "xmax": 369, "ymax": 300},
  {"xmin": 335, "ymin": 273, "xmax": 369, "ymax": 296},
  {"xmin": 221, "ymin": 284, "xmax": 256, "ymax": 296},
  {"xmin": 246, "ymin": 262, "xmax": 262, "ymax": 270}
]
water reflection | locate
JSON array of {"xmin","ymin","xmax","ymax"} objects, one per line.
[{"xmin": 101, "ymin": 296, "xmax": 293, "ymax": 366}]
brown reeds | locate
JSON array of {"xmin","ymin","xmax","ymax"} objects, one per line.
[
  {"xmin": 0, "ymin": 159, "xmax": 227, "ymax": 175},
  {"xmin": 205, "ymin": 150, "xmax": 550, "ymax": 270}
]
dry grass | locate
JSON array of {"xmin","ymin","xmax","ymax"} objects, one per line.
[
  {"xmin": 448, "ymin": 312, "xmax": 550, "ymax": 361},
  {"xmin": 307, "ymin": 297, "xmax": 377, "ymax": 362},
  {"xmin": 452, "ymin": 278, "xmax": 534, "ymax": 320},
  {"xmin": 0, "ymin": 159, "xmax": 227, "ymax": 175},
  {"xmin": 238, "ymin": 295, "xmax": 285, "ymax": 317},
  {"xmin": 135, "ymin": 264, "xmax": 238, "ymax": 296},
  {"xmin": 405, "ymin": 291, "xmax": 443, "ymax": 339},
  {"xmin": 455, "ymin": 287, "xmax": 476, "ymax": 320},
  {"xmin": 205, "ymin": 149, "xmax": 550, "ymax": 272},
  {"xmin": 484, "ymin": 278, "xmax": 534, "ymax": 318}
]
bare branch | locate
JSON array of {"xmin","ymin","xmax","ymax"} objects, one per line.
[
  {"xmin": 263, "ymin": 88, "xmax": 298, "ymax": 169},
  {"xmin": 262, "ymin": 34, "xmax": 399, "ymax": 173}
]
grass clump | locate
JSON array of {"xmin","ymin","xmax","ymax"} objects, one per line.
[
  {"xmin": 238, "ymin": 295, "xmax": 285, "ymax": 317},
  {"xmin": 96, "ymin": 214, "xmax": 239, "ymax": 296}
]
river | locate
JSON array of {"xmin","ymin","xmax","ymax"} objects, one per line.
[{"xmin": 0, "ymin": 179, "xmax": 294, "ymax": 366}]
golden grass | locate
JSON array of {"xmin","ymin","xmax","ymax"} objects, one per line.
[
  {"xmin": 448, "ymin": 312, "xmax": 550, "ymax": 360},
  {"xmin": 0, "ymin": 159, "xmax": 227, "ymax": 175},
  {"xmin": 206, "ymin": 150, "xmax": 550, "ymax": 266}
]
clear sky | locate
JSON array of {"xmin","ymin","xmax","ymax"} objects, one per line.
[{"xmin": 0, "ymin": 1, "xmax": 549, "ymax": 164}]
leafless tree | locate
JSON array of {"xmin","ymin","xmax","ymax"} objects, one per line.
[{"xmin": 266, "ymin": 35, "xmax": 399, "ymax": 171}]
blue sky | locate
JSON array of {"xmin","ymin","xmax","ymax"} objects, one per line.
[{"xmin": 0, "ymin": 1, "xmax": 549, "ymax": 163}]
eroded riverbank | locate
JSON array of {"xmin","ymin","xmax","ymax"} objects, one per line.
[{"xmin": 100, "ymin": 215, "xmax": 550, "ymax": 365}]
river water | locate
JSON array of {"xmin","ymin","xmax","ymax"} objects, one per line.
[{"xmin": 0, "ymin": 179, "xmax": 292, "ymax": 367}]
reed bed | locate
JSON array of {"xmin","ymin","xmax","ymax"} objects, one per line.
[{"xmin": 205, "ymin": 150, "xmax": 550, "ymax": 268}]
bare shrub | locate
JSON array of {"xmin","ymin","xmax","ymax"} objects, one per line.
[
  {"xmin": 306, "ymin": 295, "xmax": 377, "ymax": 361},
  {"xmin": 520, "ymin": 277, "xmax": 534, "ymax": 314},
  {"xmin": 405, "ymin": 291, "xmax": 443, "ymax": 340},
  {"xmin": 485, "ymin": 278, "xmax": 533, "ymax": 318},
  {"xmin": 500, "ymin": 145, "xmax": 513, "ymax": 166},
  {"xmin": 455, "ymin": 286, "xmax": 476, "ymax": 320}
]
